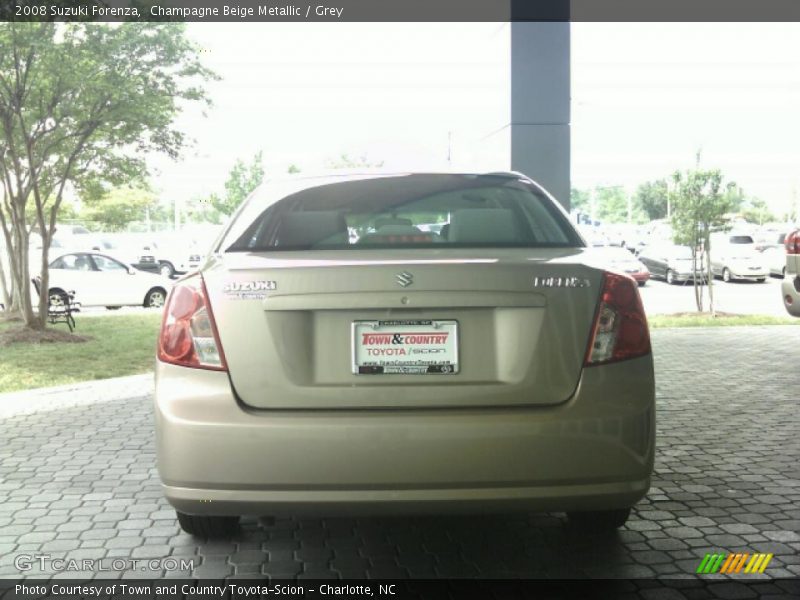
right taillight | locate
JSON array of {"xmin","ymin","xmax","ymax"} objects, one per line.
[
  {"xmin": 585, "ymin": 271, "xmax": 651, "ymax": 366},
  {"xmin": 785, "ymin": 230, "xmax": 800, "ymax": 255},
  {"xmin": 157, "ymin": 274, "xmax": 227, "ymax": 371}
]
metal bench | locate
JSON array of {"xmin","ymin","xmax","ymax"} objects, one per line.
[{"xmin": 31, "ymin": 277, "xmax": 78, "ymax": 332}]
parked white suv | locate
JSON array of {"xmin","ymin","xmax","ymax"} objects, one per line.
[
  {"xmin": 783, "ymin": 230, "xmax": 800, "ymax": 317},
  {"xmin": 148, "ymin": 237, "xmax": 204, "ymax": 278}
]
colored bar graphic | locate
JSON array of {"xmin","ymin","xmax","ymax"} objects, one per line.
[
  {"xmin": 733, "ymin": 553, "xmax": 749, "ymax": 573},
  {"xmin": 719, "ymin": 554, "xmax": 735, "ymax": 573},
  {"xmin": 759, "ymin": 554, "xmax": 773, "ymax": 573},
  {"xmin": 696, "ymin": 554, "xmax": 712, "ymax": 574},
  {"xmin": 699, "ymin": 552, "xmax": 774, "ymax": 575}
]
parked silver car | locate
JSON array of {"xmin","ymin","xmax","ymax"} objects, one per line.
[{"xmin": 710, "ymin": 233, "xmax": 767, "ymax": 282}]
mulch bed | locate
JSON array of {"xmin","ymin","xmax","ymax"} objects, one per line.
[{"xmin": 0, "ymin": 326, "xmax": 92, "ymax": 347}]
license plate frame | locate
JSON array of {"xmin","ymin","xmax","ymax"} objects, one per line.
[{"xmin": 351, "ymin": 319, "xmax": 459, "ymax": 375}]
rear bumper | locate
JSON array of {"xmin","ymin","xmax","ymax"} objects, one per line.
[
  {"xmin": 163, "ymin": 480, "xmax": 650, "ymax": 517},
  {"xmin": 730, "ymin": 269, "xmax": 768, "ymax": 280},
  {"xmin": 154, "ymin": 356, "xmax": 655, "ymax": 517}
]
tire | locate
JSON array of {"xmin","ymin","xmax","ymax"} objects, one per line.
[
  {"xmin": 637, "ymin": 280, "xmax": 646, "ymax": 287},
  {"xmin": 781, "ymin": 267, "xmax": 786, "ymax": 279},
  {"xmin": 144, "ymin": 287, "xmax": 167, "ymax": 308},
  {"xmin": 105, "ymin": 306, "xmax": 122, "ymax": 310},
  {"xmin": 722, "ymin": 268, "xmax": 732, "ymax": 282},
  {"xmin": 176, "ymin": 511, "xmax": 239, "ymax": 538},
  {"xmin": 756, "ymin": 278, "xmax": 766, "ymax": 283},
  {"xmin": 568, "ymin": 508, "xmax": 631, "ymax": 531},
  {"xmin": 159, "ymin": 262, "xmax": 175, "ymax": 278},
  {"xmin": 666, "ymin": 269, "xmax": 676, "ymax": 285}
]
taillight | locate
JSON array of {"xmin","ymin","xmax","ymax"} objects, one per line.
[
  {"xmin": 585, "ymin": 272, "xmax": 651, "ymax": 366},
  {"xmin": 786, "ymin": 230, "xmax": 800, "ymax": 255},
  {"xmin": 157, "ymin": 275, "xmax": 227, "ymax": 371}
]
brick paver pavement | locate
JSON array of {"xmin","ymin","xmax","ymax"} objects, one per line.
[{"xmin": 1, "ymin": 327, "xmax": 798, "ymax": 591}]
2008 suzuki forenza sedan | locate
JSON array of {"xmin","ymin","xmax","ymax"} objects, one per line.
[{"xmin": 155, "ymin": 172, "xmax": 655, "ymax": 537}]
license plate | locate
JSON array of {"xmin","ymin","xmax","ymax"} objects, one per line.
[{"xmin": 352, "ymin": 320, "xmax": 459, "ymax": 375}]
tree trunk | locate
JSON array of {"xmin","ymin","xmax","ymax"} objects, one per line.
[
  {"xmin": 692, "ymin": 247, "xmax": 702, "ymax": 311},
  {"xmin": 0, "ymin": 251, "xmax": 10, "ymax": 309},
  {"xmin": 17, "ymin": 236, "xmax": 38, "ymax": 328},
  {"xmin": 35, "ymin": 232, "xmax": 50, "ymax": 330},
  {"xmin": 706, "ymin": 236, "xmax": 715, "ymax": 316}
]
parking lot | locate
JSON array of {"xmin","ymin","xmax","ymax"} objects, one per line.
[
  {"xmin": 640, "ymin": 276, "xmax": 788, "ymax": 317},
  {"xmin": 0, "ymin": 326, "xmax": 798, "ymax": 588}
]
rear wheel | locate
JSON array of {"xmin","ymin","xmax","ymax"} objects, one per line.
[
  {"xmin": 145, "ymin": 287, "xmax": 167, "ymax": 308},
  {"xmin": 637, "ymin": 280, "xmax": 646, "ymax": 287},
  {"xmin": 665, "ymin": 269, "xmax": 676, "ymax": 285},
  {"xmin": 159, "ymin": 262, "xmax": 175, "ymax": 278},
  {"xmin": 567, "ymin": 507, "xmax": 631, "ymax": 531},
  {"xmin": 722, "ymin": 268, "xmax": 732, "ymax": 282},
  {"xmin": 176, "ymin": 512, "xmax": 239, "ymax": 538}
]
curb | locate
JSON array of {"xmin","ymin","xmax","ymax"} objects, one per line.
[{"xmin": 0, "ymin": 372, "xmax": 154, "ymax": 418}]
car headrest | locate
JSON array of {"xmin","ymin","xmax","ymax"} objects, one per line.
[
  {"xmin": 277, "ymin": 211, "xmax": 347, "ymax": 247},
  {"xmin": 448, "ymin": 209, "xmax": 522, "ymax": 244}
]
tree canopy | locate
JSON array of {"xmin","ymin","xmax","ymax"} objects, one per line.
[
  {"xmin": 635, "ymin": 179, "xmax": 669, "ymax": 221},
  {"xmin": 670, "ymin": 168, "xmax": 737, "ymax": 314},
  {"xmin": 83, "ymin": 186, "xmax": 158, "ymax": 232},
  {"xmin": 0, "ymin": 22, "xmax": 215, "ymax": 328},
  {"xmin": 209, "ymin": 151, "xmax": 265, "ymax": 217}
]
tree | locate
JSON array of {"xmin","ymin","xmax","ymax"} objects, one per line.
[
  {"xmin": 636, "ymin": 179, "xmax": 669, "ymax": 221},
  {"xmin": 0, "ymin": 23, "xmax": 214, "ymax": 329},
  {"xmin": 670, "ymin": 168, "xmax": 736, "ymax": 314},
  {"xmin": 210, "ymin": 151, "xmax": 264, "ymax": 217},
  {"xmin": 740, "ymin": 197, "xmax": 776, "ymax": 225},
  {"xmin": 82, "ymin": 186, "xmax": 157, "ymax": 232},
  {"xmin": 595, "ymin": 185, "xmax": 639, "ymax": 223},
  {"xmin": 183, "ymin": 194, "xmax": 225, "ymax": 225},
  {"xmin": 570, "ymin": 187, "xmax": 589, "ymax": 214}
]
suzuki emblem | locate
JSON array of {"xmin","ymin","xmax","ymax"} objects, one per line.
[{"xmin": 395, "ymin": 271, "xmax": 414, "ymax": 288}]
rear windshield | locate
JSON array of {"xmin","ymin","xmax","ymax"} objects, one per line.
[{"xmin": 222, "ymin": 174, "xmax": 581, "ymax": 252}]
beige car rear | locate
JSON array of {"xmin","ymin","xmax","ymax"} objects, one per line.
[{"xmin": 154, "ymin": 173, "xmax": 655, "ymax": 534}]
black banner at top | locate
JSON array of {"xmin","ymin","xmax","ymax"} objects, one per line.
[
  {"xmin": 0, "ymin": 0, "xmax": 800, "ymax": 22},
  {"xmin": 2, "ymin": 0, "xmax": 800, "ymax": 22}
]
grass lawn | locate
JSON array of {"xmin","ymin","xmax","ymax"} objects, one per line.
[
  {"xmin": 0, "ymin": 313, "xmax": 161, "ymax": 394},
  {"xmin": 649, "ymin": 313, "xmax": 800, "ymax": 328}
]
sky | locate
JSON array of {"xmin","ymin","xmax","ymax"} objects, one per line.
[{"xmin": 147, "ymin": 23, "xmax": 800, "ymax": 218}]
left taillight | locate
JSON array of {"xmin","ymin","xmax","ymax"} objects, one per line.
[
  {"xmin": 157, "ymin": 274, "xmax": 227, "ymax": 371},
  {"xmin": 585, "ymin": 271, "xmax": 651, "ymax": 366}
]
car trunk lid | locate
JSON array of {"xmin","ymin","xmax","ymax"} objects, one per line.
[{"xmin": 204, "ymin": 248, "xmax": 604, "ymax": 410}]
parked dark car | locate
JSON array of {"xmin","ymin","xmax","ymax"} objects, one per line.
[{"xmin": 637, "ymin": 243, "xmax": 706, "ymax": 285}]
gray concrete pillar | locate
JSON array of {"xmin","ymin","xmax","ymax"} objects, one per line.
[{"xmin": 510, "ymin": 22, "xmax": 571, "ymax": 209}]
